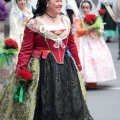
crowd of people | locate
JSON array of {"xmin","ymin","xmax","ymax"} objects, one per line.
[{"xmin": 0, "ymin": 0, "xmax": 118, "ymax": 119}]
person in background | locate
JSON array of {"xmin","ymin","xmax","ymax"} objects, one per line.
[
  {"xmin": 75, "ymin": 0, "xmax": 82, "ymax": 8},
  {"xmin": 66, "ymin": 0, "xmax": 80, "ymax": 26},
  {"xmin": 0, "ymin": 0, "xmax": 93, "ymax": 119},
  {"xmin": 74, "ymin": 0, "xmax": 117, "ymax": 89},
  {"xmin": 97, "ymin": 0, "xmax": 118, "ymax": 42},
  {"xmin": 9, "ymin": 0, "xmax": 33, "ymax": 49},
  {"xmin": 61, "ymin": 0, "xmax": 67, "ymax": 15},
  {"xmin": 0, "ymin": 0, "xmax": 33, "ymax": 98},
  {"xmin": 9, "ymin": 0, "xmax": 33, "ymax": 67},
  {"xmin": 4, "ymin": 0, "xmax": 12, "ymax": 38}
]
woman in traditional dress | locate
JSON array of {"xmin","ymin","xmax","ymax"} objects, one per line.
[
  {"xmin": 0, "ymin": 0, "xmax": 93, "ymax": 119},
  {"xmin": 97, "ymin": 0, "xmax": 118, "ymax": 42},
  {"xmin": 9, "ymin": 0, "xmax": 33, "ymax": 66},
  {"xmin": 74, "ymin": 0, "xmax": 117, "ymax": 88},
  {"xmin": 0, "ymin": 0, "xmax": 33, "ymax": 93},
  {"xmin": 66, "ymin": 0, "xmax": 80, "ymax": 25},
  {"xmin": 9, "ymin": 0, "xmax": 33, "ymax": 49}
]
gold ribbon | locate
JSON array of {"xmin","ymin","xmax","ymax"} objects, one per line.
[{"xmin": 104, "ymin": 2, "xmax": 116, "ymax": 22}]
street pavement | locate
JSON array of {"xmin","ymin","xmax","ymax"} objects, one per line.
[{"xmin": 87, "ymin": 37, "xmax": 120, "ymax": 120}]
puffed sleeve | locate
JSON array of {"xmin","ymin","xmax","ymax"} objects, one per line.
[
  {"xmin": 75, "ymin": 19, "xmax": 87, "ymax": 37},
  {"xmin": 16, "ymin": 27, "xmax": 36, "ymax": 70},
  {"xmin": 67, "ymin": 30, "xmax": 82, "ymax": 71}
]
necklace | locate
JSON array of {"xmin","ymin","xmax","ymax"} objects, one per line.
[{"xmin": 45, "ymin": 12, "xmax": 56, "ymax": 22}]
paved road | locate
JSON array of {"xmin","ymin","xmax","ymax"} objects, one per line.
[{"xmin": 87, "ymin": 37, "xmax": 120, "ymax": 120}]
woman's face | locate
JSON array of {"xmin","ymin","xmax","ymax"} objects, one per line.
[
  {"xmin": 47, "ymin": 0, "xmax": 63, "ymax": 15},
  {"xmin": 16, "ymin": 0, "xmax": 27, "ymax": 10},
  {"xmin": 81, "ymin": 2, "xmax": 91, "ymax": 15}
]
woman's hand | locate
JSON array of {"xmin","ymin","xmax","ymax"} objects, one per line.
[
  {"xmin": 88, "ymin": 28, "xmax": 97, "ymax": 39},
  {"xmin": 98, "ymin": 26, "xmax": 104, "ymax": 36},
  {"xmin": 89, "ymin": 28, "xmax": 96, "ymax": 33}
]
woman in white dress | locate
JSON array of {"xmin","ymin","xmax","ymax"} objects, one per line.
[
  {"xmin": 9, "ymin": 0, "xmax": 33, "ymax": 66},
  {"xmin": 9, "ymin": 0, "xmax": 33, "ymax": 49},
  {"xmin": 0, "ymin": 0, "xmax": 33, "ymax": 92},
  {"xmin": 74, "ymin": 0, "xmax": 117, "ymax": 88}
]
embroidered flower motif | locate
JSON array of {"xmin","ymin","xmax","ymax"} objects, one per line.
[
  {"xmin": 40, "ymin": 26, "xmax": 47, "ymax": 34},
  {"xmin": 54, "ymin": 30, "xmax": 62, "ymax": 35},
  {"xmin": 54, "ymin": 41, "xmax": 65, "ymax": 48}
]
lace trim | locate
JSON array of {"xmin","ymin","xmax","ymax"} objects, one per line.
[{"xmin": 26, "ymin": 15, "xmax": 71, "ymax": 43}]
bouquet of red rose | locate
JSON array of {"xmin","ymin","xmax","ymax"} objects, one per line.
[
  {"xmin": 0, "ymin": 39, "xmax": 19, "ymax": 69},
  {"xmin": 14, "ymin": 69, "xmax": 33, "ymax": 103},
  {"xmin": 82, "ymin": 14, "xmax": 106, "ymax": 38},
  {"xmin": 4, "ymin": 39, "xmax": 18, "ymax": 49},
  {"xmin": 98, "ymin": 9, "xmax": 105, "ymax": 18},
  {"xmin": 84, "ymin": 14, "xmax": 97, "ymax": 25}
]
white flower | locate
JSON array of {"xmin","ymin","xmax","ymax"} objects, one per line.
[{"xmin": 40, "ymin": 26, "xmax": 47, "ymax": 34}]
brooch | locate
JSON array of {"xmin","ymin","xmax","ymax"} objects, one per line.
[{"xmin": 54, "ymin": 30, "xmax": 62, "ymax": 35}]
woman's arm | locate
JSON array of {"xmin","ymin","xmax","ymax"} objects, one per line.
[
  {"xmin": 67, "ymin": 30, "xmax": 82, "ymax": 71},
  {"xmin": 75, "ymin": 18, "xmax": 87, "ymax": 37},
  {"xmin": 16, "ymin": 27, "xmax": 36, "ymax": 70}
]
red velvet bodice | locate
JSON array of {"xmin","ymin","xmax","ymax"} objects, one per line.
[{"xmin": 16, "ymin": 27, "xmax": 82, "ymax": 71}]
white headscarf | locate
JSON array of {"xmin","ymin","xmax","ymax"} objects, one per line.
[
  {"xmin": 31, "ymin": 0, "xmax": 37, "ymax": 9},
  {"xmin": 79, "ymin": 0, "xmax": 99, "ymax": 17},
  {"xmin": 61, "ymin": 0, "xmax": 67, "ymax": 15},
  {"xmin": 10, "ymin": 0, "xmax": 32, "ymax": 19},
  {"xmin": 66, "ymin": 0, "xmax": 80, "ymax": 17},
  {"xmin": 9, "ymin": 0, "xmax": 33, "ymax": 50}
]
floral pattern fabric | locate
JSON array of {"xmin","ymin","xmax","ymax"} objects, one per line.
[{"xmin": 0, "ymin": 55, "xmax": 90, "ymax": 120}]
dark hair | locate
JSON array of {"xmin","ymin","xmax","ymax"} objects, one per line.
[
  {"xmin": 33, "ymin": 0, "xmax": 49, "ymax": 18},
  {"xmin": 81, "ymin": 0, "xmax": 92, "ymax": 10}
]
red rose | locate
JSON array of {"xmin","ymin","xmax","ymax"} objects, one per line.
[
  {"xmin": 4, "ymin": 39, "xmax": 18, "ymax": 49},
  {"xmin": 11, "ymin": 40, "xmax": 18, "ymax": 49},
  {"xmin": 5, "ymin": 40, "xmax": 13, "ymax": 47},
  {"xmin": 91, "ymin": 15, "xmax": 96, "ymax": 21},
  {"xmin": 98, "ymin": 9, "xmax": 105, "ymax": 15},
  {"xmin": 84, "ymin": 14, "xmax": 97, "ymax": 25},
  {"xmin": 84, "ymin": 17, "xmax": 89, "ymax": 22},
  {"xmin": 16, "ymin": 69, "xmax": 33, "ymax": 81}
]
